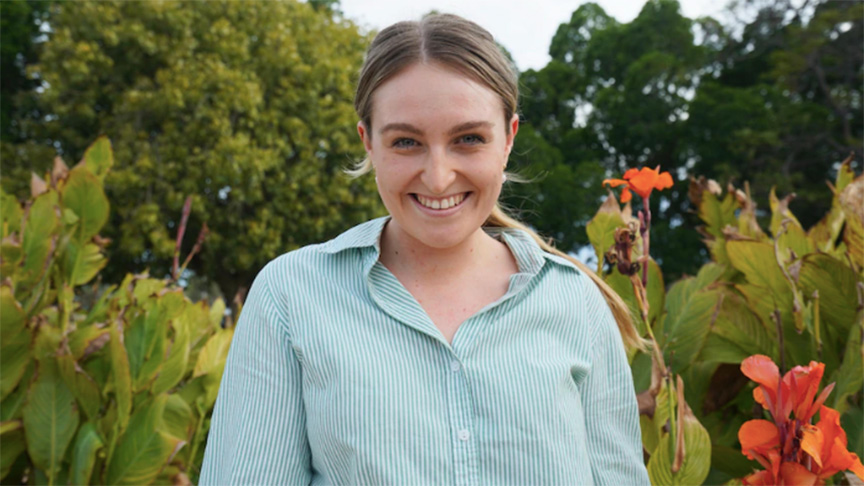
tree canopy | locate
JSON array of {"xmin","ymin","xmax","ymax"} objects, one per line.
[
  {"xmin": 1, "ymin": 0, "xmax": 384, "ymax": 298},
  {"xmin": 505, "ymin": 0, "xmax": 861, "ymax": 280}
]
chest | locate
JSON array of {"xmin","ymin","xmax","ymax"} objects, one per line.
[{"xmin": 408, "ymin": 280, "xmax": 511, "ymax": 344}]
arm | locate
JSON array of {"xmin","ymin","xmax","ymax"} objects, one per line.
[
  {"xmin": 582, "ymin": 279, "xmax": 650, "ymax": 485},
  {"xmin": 199, "ymin": 261, "xmax": 312, "ymax": 485}
]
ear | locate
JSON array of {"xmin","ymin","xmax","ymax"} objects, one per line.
[
  {"xmin": 357, "ymin": 121, "xmax": 373, "ymax": 154},
  {"xmin": 505, "ymin": 113, "xmax": 519, "ymax": 156}
]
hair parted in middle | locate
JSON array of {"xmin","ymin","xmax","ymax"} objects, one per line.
[{"xmin": 347, "ymin": 13, "xmax": 647, "ymax": 352}]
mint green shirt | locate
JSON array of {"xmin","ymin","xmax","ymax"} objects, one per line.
[{"xmin": 200, "ymin": 216, "xmax": 649, "ymax": 485}]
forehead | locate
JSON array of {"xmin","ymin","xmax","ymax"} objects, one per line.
[{"xmin": 371, "ymin": 62, "xmax": 502, "ymax": 131}]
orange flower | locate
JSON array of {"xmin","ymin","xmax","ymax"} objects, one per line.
[
  {"xmin": 738, "ymin": 355, "xmax": 864, "ymax": 485},
  {"xmin": 602, "ymin": 166, "xmax": 674, "ymax": 202}
]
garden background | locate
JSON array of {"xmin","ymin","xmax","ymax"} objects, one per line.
[{"xmin": 0, "ymin": 0, "xmax": 861, "ymax": 484}]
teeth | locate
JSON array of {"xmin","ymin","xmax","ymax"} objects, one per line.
[{"xmin": 417, "ymin": 193, "xmax": 466, "ymax": 210}]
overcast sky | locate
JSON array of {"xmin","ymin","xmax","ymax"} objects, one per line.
[{"xmin": 338, "ymin": 0, "xmax": 727, "ymax": 71}]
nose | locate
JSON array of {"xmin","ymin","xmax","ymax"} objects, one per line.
[{"xmin": 420, "ymin": 147, "xmax": 456, "ymax": 195}]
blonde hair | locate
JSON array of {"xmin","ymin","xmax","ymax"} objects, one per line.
[{"xmin": 348, "ymin": 13, "xmax": 646, "ymax": 351}]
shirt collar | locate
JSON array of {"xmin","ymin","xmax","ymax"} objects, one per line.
[{"xmin": 318, "ymin": 215, "xmax": 580, "ymax": 275}]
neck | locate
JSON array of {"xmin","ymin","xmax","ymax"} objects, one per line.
[{"xmin": 378, "ymin": 219, "xmax": 502, "ymax": 283}]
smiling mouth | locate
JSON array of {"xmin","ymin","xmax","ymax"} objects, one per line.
[{"xmin": 410, "ymin": 192, "xmax": 471, "ymax": 210}]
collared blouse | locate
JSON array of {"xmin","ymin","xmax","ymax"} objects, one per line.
[{"xmin": 199, "ymin": 216, "xmax": 649, "ymax": 485}]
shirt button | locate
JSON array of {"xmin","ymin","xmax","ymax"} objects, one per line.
[
  {"xmin": 450, "ymin": 361, "xmax": 461, "ymax": 372},
  {"xmin": 457, "ymin": 429, "xmax": 471, "ymax": 441}
]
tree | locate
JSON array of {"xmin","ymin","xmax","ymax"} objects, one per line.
[
  {"xmin": 2, "ymin": 0, "xmax": 384, "ymax": 299},
  {"xmin": 510, "ymin": 0, "xmax": 708, "ymax": 279}
]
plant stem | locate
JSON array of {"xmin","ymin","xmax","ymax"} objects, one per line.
[{"xmin": 642, "ymin": 199, "xmax": 651, "ymax": 289}]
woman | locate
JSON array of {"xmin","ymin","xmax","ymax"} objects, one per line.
[{"xmin": 200, "ymin": 13, "xmax": 649, "ymax": 485}]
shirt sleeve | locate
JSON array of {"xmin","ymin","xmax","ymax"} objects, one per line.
[
  {"xmin": 199, "ymin": 261, "xmax": 313, "ymax": 485},
  {"xmin": 581, "ymin": 278, "xmax": 651, "ymax": 486}
]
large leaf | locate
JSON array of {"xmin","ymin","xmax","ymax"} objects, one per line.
[
  {"xmin": 647, "ymin": 403, "xmax": 712, "ymax": 485},
  {"xmin": 706, "ymin": 289, "xmax": 776, "ymax": 361},
  {"xmin": 798, "ymin": 253, "xmax": 862, "ymax": 341},
  {"xmin": 839, "ymin": 172, "xmax": 864, "ymax": 272},
  {"xmin": 63, "ymin": 240, "xmax": 107, "ymax": 286},
  {"xmin": 162, "ymin": 394, "xmax": 194, "ymax": 442},
  {"xmin": 0, "ymin": 285, "xmax": 26, "ymax": 344},
  {"xmin": 21, "ymin": 360, "xmax": 80, "ymax": 481},
  {"xmin": 697, "ymin": 190, "xmax": 737, "ymax": 240},
  {"xmin": 0, "ymin": 326, "xmax": 31, "ymax": 401},
  {"xmin": 57, "ymin": 351, "xmax": 102, "ymax": 420},
  {"xmin": 109, "ymin": 319, "xmax": 132, "ymax": 434},
  {"xmin": 193, "ymin": 328, "xmax": 234, "ymax": 407},
  {"xmin": 104, "ymin": 396, "xmax": 185, "ymax": 485},
  {"xmin": 586, "ymin": 192, "xmax": 625, "ymax": 272},
  {"xmin": 0, "ymin": 428, "xmax": 25, "ymax": 481},
  {"xmin": 808, "ymin": 158, "xmax": 854, "ymax": 252},
  {"xmin": 20, "ymin": 191, "xmax": 59, "ymax": 288},
  {"xmin": 69, "ymin": 421, "xmax": 104, "ymax": 486},
  {"xmin": 0, "ymin": 189, "xmax": 22, "ymax": 238},
  {"xmin": 151, "ymin": 314, "xmax": 191, "ymax": 396},
  {"xmin": 60, "ymin": 167, "xmax": 109, "ymax": 243},
  {"xmin": 80, "ymin": 136, "xmax": 114, "ymax": 181},
  {"xmin": 664, "ymin": 286, "xmax": 722, "ymax": 373},
  {"xmin": 830, "ymin": 324, "xmax": 863, "ymax": 416}
]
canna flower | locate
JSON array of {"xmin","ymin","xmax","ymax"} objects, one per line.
[
  {"xmin": 602, "ymin": 165, "xmax": 674, "ymax": 202},
  {"xmin": 738, "ymin": 355, "xmax": 864, "ymax": 485}
]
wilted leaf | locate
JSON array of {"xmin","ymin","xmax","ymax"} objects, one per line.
[
  {"xmin": 21, "ymin": 360, "xmax": 80, "ymax": 481},
  {"xmin": 64, "ymin": 240, "xmax": 108, "ymax": 286},
  {"xmin": 606, "ymin": 259, "xmax": 665, "ymax": 336}
]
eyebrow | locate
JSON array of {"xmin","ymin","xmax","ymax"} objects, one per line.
[{"xmin": 379, "ymin": 120, "xmax": 494, "ymax": 136}]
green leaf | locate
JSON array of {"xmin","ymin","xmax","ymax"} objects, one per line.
[
  {"xmin": 152, "ymin": 315, "xmax": 191, "ymax": 396},
  {"xmin": 696, "ymin": 189, "xmax": 737, "ymax": 239},
  {"xmin": 68, "ymin": 325, "xmax": 110, "ymax": 360},
  {"xmin": 726, "ymin": 240, "xmax": 794, "ymax": 312},
  {"xmin": 63, "ymin": 240, "xmax": 107, "ymax": 286},
  {"xmin": 798, "ymin": 253, "xmax": 862, "ymax": 341},
  {"xmin": 641, "ymin": 414, "xmax": 660, "ymax": 456},
  {"xmin": 20, "ymin": 191, "xmax": 59, "ymax": 288},
  {"xmin": 0, "ymin": 285, "xmax": 26, "ymax": 343},
  {"xmin": 830, "ymin": 324, "xmax": 863, "ymax": 416},
  {"xmin": 0, "ymin": 189, "xmax": 22, "ymax": 238},
  {"xmin": 57, "ymin": 351, "xmax": 102, "ymax": 420},
  {"xmin": 706, "ymin": 289, "xmax": 776, "ymax": 362},
  {"xmin": 0, "ymin": 428, "xmax": 25, "ymax": 481},
  {"xmin": 81, "ymin": 136, "xmax": 114, "ymax": 181},
  {"xmin": 69, "ymin": 421, "xmax": 104, "ymax": 486},
  {"xmin": 647, "ymin": 405, "xmax": 712, "ymax": 486},
  {"xmin": 60, "ymin": 167, "xmax": 109, "ymax": 243},
  {"xmin": 104, "ymin": 395, "xmax": 185, "ymax": 485},
  {"xmin": 193, "ymin": 328, "xmax": 234, "ymax": 407},
  {"xmin": 0, "ymin": 325, "xmax": 31, "ymax": 401},
  {"xmin": 109, "ymin": 320, "xmax": 132, "ymax": 434},
  {"xmin": 586, "ymin": 192, "xmax": 624, "ymax": 272},
  {"xmin": 21, "ymin": 360, "xmax": 80, "ymax": 481},
  {"xmin": 0, "ymin": 238, "xmax": 23, "ymax": 280},
  {"xmin": 162, "ymin": 394, "xmax": 193, "ymax": 441},
  {"xmin": 664, "ymin": 287, "xmax": 722, "ymax": 373},
  {"xmin": 208, "ymin": 297, "xmax": 226, "ymax": 331}
]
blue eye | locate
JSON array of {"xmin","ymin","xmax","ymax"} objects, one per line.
[
  {"xmin": 392, "ymin": 138, "xmax": 418, "ymax": 149},
  {"xmin": 459, "ymin": 134, "xmax": 485, "ymax": 145}
]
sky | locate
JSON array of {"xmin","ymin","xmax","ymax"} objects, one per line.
[{"xmin": 338, "ymin": 0, "xmax": 727, "ymax": 72}]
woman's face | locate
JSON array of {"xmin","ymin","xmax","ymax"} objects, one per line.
[{"xmin": 358, "ymin": 62, "xmax": 519, "ymax": 251}]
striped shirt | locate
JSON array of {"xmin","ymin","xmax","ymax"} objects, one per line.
[{"xmin": 199, "ymin": 215, "xmax": 649, "ymax": 485}]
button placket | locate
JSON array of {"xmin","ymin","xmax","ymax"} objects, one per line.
[{"xmin": 445, "ymin": 351, "xmax": 478, "ymax": 486}]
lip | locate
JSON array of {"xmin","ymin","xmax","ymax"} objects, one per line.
[{"xmin": 409, "ymin": 192, "xmax": 471, "ymax": 217}]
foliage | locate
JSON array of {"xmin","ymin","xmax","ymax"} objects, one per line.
[
  {"xmin": 507, "ymin": 0, "xmax": 861, "ymax": 282},
  {"xmin": 586, "ymin": 156, "xmax": 864, "ymax": 484},
  {"xmin": 1, "ymin": 0, "xmax": 384, "ymax": 299},
  {"xmin": 0, "ymin": 138, "xmax": 232, "ymax": 485}
]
